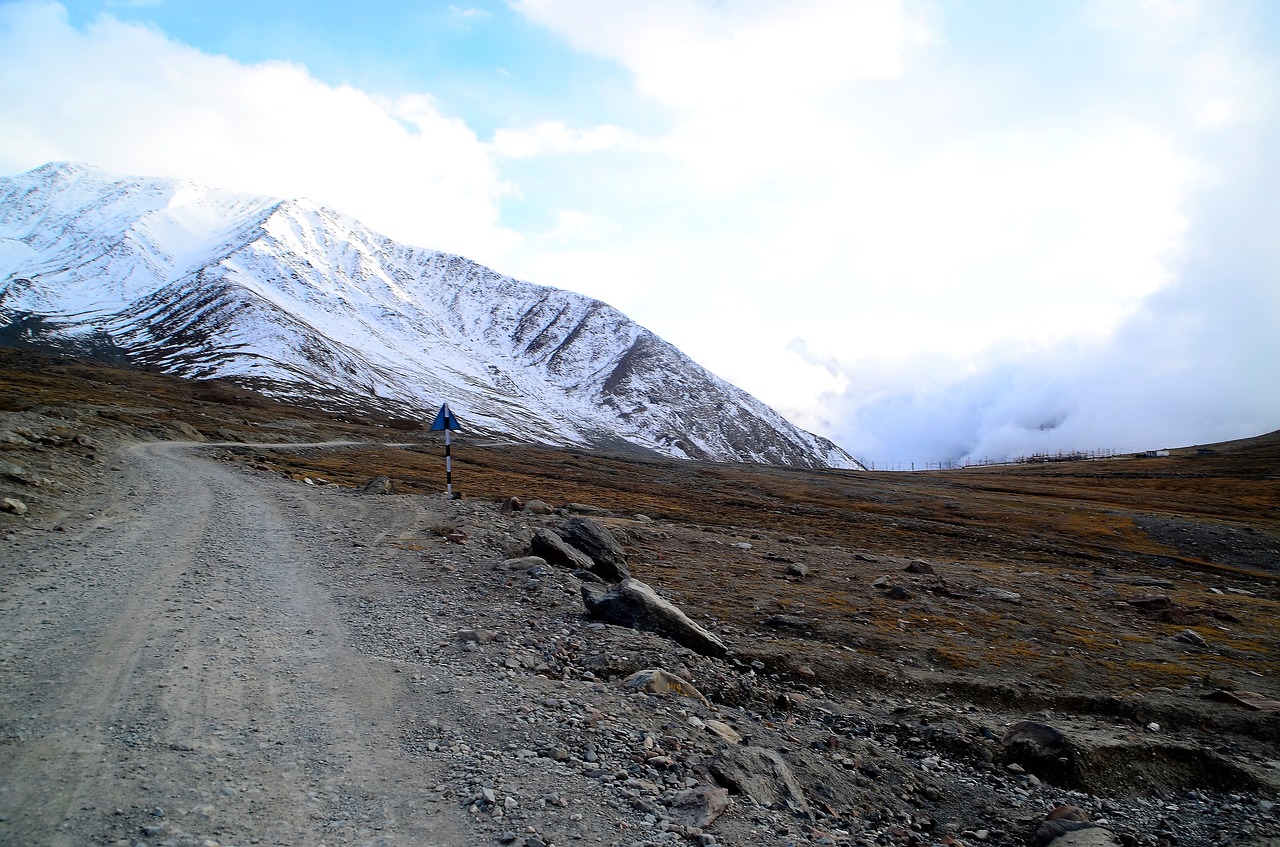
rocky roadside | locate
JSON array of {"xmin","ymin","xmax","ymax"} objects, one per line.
[{"xmin": 292, "ymin": 477, "xmax": 1280, "ymax": 847}]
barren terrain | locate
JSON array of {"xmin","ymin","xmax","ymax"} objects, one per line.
[{"xmin": 1, "ymin": 349, "xmax": 1277, "ymax": 847}]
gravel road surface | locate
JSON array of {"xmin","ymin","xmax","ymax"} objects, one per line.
[{"xmin": 1, "ymin": 442, "xmax": 476, "ymax": 846}]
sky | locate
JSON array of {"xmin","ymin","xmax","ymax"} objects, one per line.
[{"xmin": 1, "ymin": 0, "xmax": 1277, "ymax": 466}]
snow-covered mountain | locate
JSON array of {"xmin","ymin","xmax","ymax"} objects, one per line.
[{"xmin": 0, "ymin": 162, "xmax": 859, "ymax": 468}]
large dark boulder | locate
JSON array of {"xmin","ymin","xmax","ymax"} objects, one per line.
[
  {"xmin": 582, "ymin": 578, "xmax": 727, "ymax": 658},
  {"xmin": 1002, "ymin": 721, "xmax": 1077, "ymax": 785},
  {"xmin": 559, "ymin": 517, "xmax": 630, "ymax": 581},
  {"xmin": 530, "ymin": 529, "xmax": 595, "ymax": 572}
]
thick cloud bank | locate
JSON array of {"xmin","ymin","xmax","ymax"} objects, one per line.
[{"xmin": 820, "ymin": 128, "xmax": 1280, "ymax": 466}]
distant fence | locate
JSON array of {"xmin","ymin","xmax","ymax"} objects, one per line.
[{"xmin": 861, "ymin": 447, "xmax": 1118, "ymax": 472}]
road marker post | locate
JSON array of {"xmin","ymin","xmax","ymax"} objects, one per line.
[{"xmin": 429, "ymin": 402, "xmax": 462, "ymax": 497}]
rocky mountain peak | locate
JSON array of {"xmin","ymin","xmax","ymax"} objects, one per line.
[{"xmin": 0, "ymin": 162, "xmax": 861, "ymax": 469}]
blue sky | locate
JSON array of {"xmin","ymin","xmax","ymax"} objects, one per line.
[
  {"xmin": 54, "ymin": 1, "xmax": 643, "ymax": 136},
  {"xmin": 2, "ymin": 0, "xmax": 1278, "ymax": 465}
]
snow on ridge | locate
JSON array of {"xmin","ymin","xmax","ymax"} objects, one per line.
[{"xmin": 0, "ymin": 162, "xmax": 862, "ymax": 469}]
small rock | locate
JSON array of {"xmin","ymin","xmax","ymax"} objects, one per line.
[
  {"xmin": 563, "ymin": 502, "xmax": 612, "ymax": 516},
  {"xmin": 1, "ymin": 497, "xmax": 27, "ymax": 516},
  {"xmin": 622, "ymin": 669, "xmax": 709, "ymax": 704},
  {"xmin": 504, "ymin": 556, "xmax": 548, "ymax": 571},
  {"xmin": 1126, "ymin": 593, "xmax": 1171, "ymax": 610},
  {"xmin": 666, "ymin": 785, "xmax": 730, "ymax": 828},
  {"xmin": 704, "ymin": 720, "xmax": 743, "ymax": 744},
  {"xmin": 1048, "ymin": 806, "xmax": 1090, "ymax": 823},
  {"xmin": 363, "ymin": 475, "xmax": 393, "ymax": 495},
  {"xmin": 1002, "ymin": 720, "xmax": 1075, "ymax": 782},
  {"xmin": 1173, "ymin": 629, "xmax": 1206, "ymax": 647},
  {"xmin": 786, "ymin": 562, "xmax": 809, "ymax": 577},
  {"xmin": 763, "ymin": 614, "xmax": 808, "ymax": 629},
  {"xmin": 1035, "ymin": 821, "xmax": 1109, "ymax": 847}
]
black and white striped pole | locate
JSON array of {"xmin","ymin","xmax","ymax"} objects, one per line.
[{"xmin": 429, "ymin": 402, "xmax": 462, "ymax": 497}]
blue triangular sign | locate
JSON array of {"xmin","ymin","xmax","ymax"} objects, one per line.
[{"xmin": 430, "ymin": 402, "xmax": 462, "ymax": 432}]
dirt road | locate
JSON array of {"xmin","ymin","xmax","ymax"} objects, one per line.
[{"xmin": 0, "ymin": 442, "xmax": 477, "ymax": 846}]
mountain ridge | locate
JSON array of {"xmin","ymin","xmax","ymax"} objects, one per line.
[{"xmin": 0, "ymin": 161, "xmax": 860, "ymax": 468}]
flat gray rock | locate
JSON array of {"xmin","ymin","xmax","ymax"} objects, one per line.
[{"xmin": 709, "ymin": 746, "xmax": 809, "ymax": 816}]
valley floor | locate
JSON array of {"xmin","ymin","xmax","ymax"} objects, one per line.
[
  {"xmin": 1, "ymin": 350, "xmax": 1278, "ymax": 846},
  {"xmin": 0, "ymin": 438, "xmax": 1273, "ymax": 847}
]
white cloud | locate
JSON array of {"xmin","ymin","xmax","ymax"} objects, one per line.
[
  {"xmin": 449, "ymin": 5, "xmax": 490, "ymax": 20},
  {"xmin": 507, "ymin": 0, "xmax": 1279, "ymax": 462},
  {"xmin": 0, "ymin": 1, "xmax": 520, "ymax": 265},
  {"xmin": 508, "ymin": 1, "xmax": 1198, "ymax": 347},
  {"xmin": 539, "ymin": 210, "xmax": 622, "ymax": 244},
  {"xmin": 512, "ymin": 0, "xmax": 929, "ymax": 112},
  {"xmin": 488, "ymin": 121, "xmax": 639, "ymax": 159},
  {"xmin": 815, "ymin": 105, "xmax": 1280, "ymax": 466},
  {"xmin": 822, "ymin": 262, "xmax": 1280, "ymax": 466}
]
